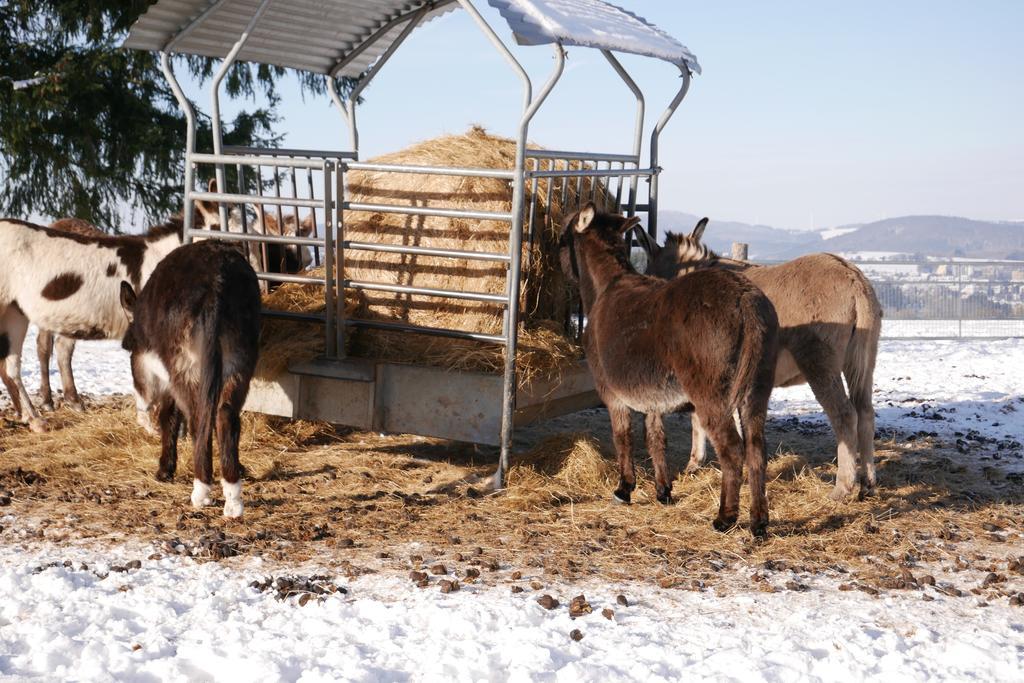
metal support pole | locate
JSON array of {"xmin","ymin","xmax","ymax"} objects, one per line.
[
  {"xmin": 494, "ymin": 43, "xmax": 565, "ymax": 490},
  {"xmin": 648, "ymin": 67, "xmax": 692, "ymax": 238},
  {"xmin": 209, "ymin": 0, "xmax": 275, "ymax": 231},
  {"xmin": 159, "ymin": 52, "xmax": 197, "ymax": 243},
  {"xmin": 326, "ymin": 4, "xmax": 431, "ymax": 155},
  {"xmin": 601, "ymin": 50, "xmax": 645, "ymax": 216}
]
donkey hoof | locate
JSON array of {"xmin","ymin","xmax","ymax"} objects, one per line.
[
  {"xmin": 684, "ymin": 463, "xmax": 702, "ymax": 476},
  {"xmin": 65, "ymin": 400, "xmax": 86, "ymax": 413},
  {"xmin": 828, "ymin": 485, "xmax": 857, "ymax": 502},
  {"xmin": 155, "ymin": 469, "xmax": 175, "ymax": 483},
  {"xmin": 190, "ymin": 480, "xmax": 212, "ymax": 508},
  {"xmin": 750, "ymin": 521, "xmax": 769, "ymax": 539},
  {"xmin": 612, "ymin": 489, "xmax": 632, "ymax": 505},
  {"xmin": 28, "ymin": 418, "xmax": 48, "ymax": 434},
  {"xmin": 712, "ymin": 516, "xmax": 737, "ymax": 533},
  {"xmin": 40, "ymin": 402, "xmax": 56, "ymax": 413},
  {"xmin": 656, "ymin": 488, "xmax": 674, "ymax": 505},
  {"xmin": 223, "ymin": 499, "xmax": 244, "ymax": 518}
]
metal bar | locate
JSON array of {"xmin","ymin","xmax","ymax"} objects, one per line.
[
  {"xmin": 257, "ymin": 272, "xmax": 329, "ymax": 285},
  {"xmin": 346, "ymin": 318, "xmax": 506, "ymax": 345},
  {"xmin": 222, "ymin": 145, "xmax": 355, "ymax": 159},
  {"xmin": 648, "ymin": 67, "xmax": 693, "ymax": 237},
  {"xmin": 191, "ymin": 152, "xmax": 327, "ymax": 170},
  {"xmin": 334, "ymin": 160, "xmax": 346, "ymax": 357},
  {"xmin": 323, "ymin": 162, "xmax": 337, "ymax": 357},
  {"xmin": 526, "ymin": 149, "xmax": 638, "ymax": 163},
  {"xmin": 209, "ymin": 0, "xmax": 274, "ymax": 232},
  {"xmin": 328, "ymin": 0, "xmax": 458, "ymax": 77},
  {"xmin": 346, "ymin": 280, "xmax": 508, "ymax": 304},
  {"xmin": 185, "ymin": 228, "xmax": 325, "ymax": 248},
  {"xmin": 236, "ymin": 163, "xmax": 253, "ymax": 265},
  {"xmin": 254, "ymin": 164, "xmax": 269, "ymax": 271},
  {"xmin": 496, "ymin": 42, "xmax": 565, "ymax": 490},
  {"xmin": 526, "ymin": 168, "xmax": 657, "ymax": 179},
  {"xmin": 458, "ymin": 0, "xmax": 532, "ymax": 112},
  {"xmin": 344, "ymin": 241, "xmax": 509, "ymax": 262},
  {"xmin": 159, "ymin": 52, "xmax": 197, "ymax": 244},
  {"xmin": 190, "ymin": 191, "xmax": 322, "ymax": 209},
  {"xmin": 306, "ymin": 166, "xmax": 320, "ymax": 267},
  {"xmin": 261, "ymin": 309, "xmax": 325, "ymax": 323},
  {"xmin": 345, "ymin": 202, "xmax": 512, "ymax": 222},
  {"xmin": 602, "ymin": 50, "xmax": 645, "ymax": 215},
  {"xmin": 344, "ymin": 161, "xmax": 515, "ymax": 179},
  {"xmin": 326, "ymin": 76, "xmax": 352, "ymax": 147},
  {"xmin": 342, "ymin": 4, "xmax": 430, "ymax": 152}
]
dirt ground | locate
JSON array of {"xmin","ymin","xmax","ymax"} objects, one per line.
[{"xmin": 1, "ymin": 396, "xmax": 1022, "ymax": 599}]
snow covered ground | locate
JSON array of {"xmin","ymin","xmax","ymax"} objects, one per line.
[
  {"xmin": 1, "ymin": 332, "xmax": 1023, "ymax": 681},
  {"xmin": 1, "ymin": 540, "xmax": 1022, "ymax": 682}
]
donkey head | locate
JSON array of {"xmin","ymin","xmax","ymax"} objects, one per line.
[
  {"xmin": 643, "ymin": 217, "xmax": 714, "ymax": 279},
  {"xmin": 118, "ymin": 282, "xmax": 160, "ymax": 436},
  {"xmin": 559, "ymin": 203, "xmax": 643, "ymax": 285}
]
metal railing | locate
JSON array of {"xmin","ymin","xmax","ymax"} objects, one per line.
[{"xmin": 849, "ymin": 259, "xmax": 1024, "ymax": 339}]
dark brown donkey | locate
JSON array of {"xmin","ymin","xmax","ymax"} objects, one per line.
[
  {"xmin": 119, "ymin": 240, "xmax": 261, "ymax": 518},
  {"xmin": 639, "ymin": 219, "xmax": 882, "ymax": 500},
  {"xmin": 561, "ymin": 204, "xmax": 779, "ymax": 535}
]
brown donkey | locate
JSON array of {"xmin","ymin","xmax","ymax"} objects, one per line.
[
  {"xmin": 561, "ymin": 204, "xmax": 779, "ymax": 536},
  {"xmin": 640, "ymin": 218, "xmax": 883, "ymax": 500}
]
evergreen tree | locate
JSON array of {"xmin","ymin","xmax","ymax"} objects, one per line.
[{"xmin": 0, "ymin": 1, "xmax": 347, "ymax": 230}]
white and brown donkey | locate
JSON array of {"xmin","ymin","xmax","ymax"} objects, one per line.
[
  {"xmin": 0, "ymin": 215, "xmax": 187, "ymax": 431},
  {"xmin": 636, "ymin": 218, "xmax": 883, "ymax": 500}
]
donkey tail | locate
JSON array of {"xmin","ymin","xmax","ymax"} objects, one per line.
[
  {"xmin": 191, "ymin": 307, "xmax": 224, "ymax": 460},
  {"xmin": 842, "ymin": 261, "xmax": 882, "ymax": 409},
  {"xmin": 728, "ymin": 290, "xmax": 779, "ymax": 419}
]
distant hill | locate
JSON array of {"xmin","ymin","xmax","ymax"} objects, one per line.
[{"xmin": 656, "ymin": 211, "xmax": 1024, "ymax": 260}]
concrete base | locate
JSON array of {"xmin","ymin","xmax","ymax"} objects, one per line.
[{"xmin": 244, "ymin": 357, "xmax": 600, "ymax": 445}]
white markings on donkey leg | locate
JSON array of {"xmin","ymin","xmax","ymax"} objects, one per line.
[
  {"xmin": 191, "ymin": 479, "xmax": 212, "ymax": 508},
  {"xmin": 222, "ymin": 479, "xmax": 243, "ymax": 518}
]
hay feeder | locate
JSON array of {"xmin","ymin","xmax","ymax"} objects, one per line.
[{"xmin": 124, "ymin": 0, "xmax": 700, "ymax": 486}]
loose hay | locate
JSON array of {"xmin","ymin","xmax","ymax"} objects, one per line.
[
  {"xmin": 256, "ymin": 127, "xmax": 593, "ymax": 383},
  {"xmin": 3, "ymin": 400, "xmax": 1021, "ymax": 587}
]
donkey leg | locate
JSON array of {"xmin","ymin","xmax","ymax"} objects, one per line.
[
  {"xmin": 189, "ymin": 409, "xmax": 215, "ymax": 509},
  {"xmin": 645, "ymin": 412, "xmax": 673, "ymax": 504},
  {"xmin": 216, "ymin": 375, "xmax": 250, "ymax": 518},
  {"xmin": 155, "ymin": 395, "xmax": 182, "ymax": 482},
  {"xmin": 806, "ymin": 374, "xmax": 860, "ymax": 501},
  {"xmin": 608, "ymin": 404, "xmax": 636, "ymax": 504},
  {"xmin": 0, "ymin": 310, "xmax": 45, "ymax": 432},
  {"xmin": 845, "ymin": 365, "xmax": 877, "ymax": 496},
  {"xmin": 55, "ymin": 336, "xmax": 84, "ymax": 411},
  {"xmin": 36, "ymin": 330, "xmax": 55, "ymax": 411},
  {"xmin": 741, "ymin": 403, "xmax": 770, "ymax": 538},
  {"xmin": 702, "ymin": 411, "xmax": 744, "ymax": 532},
  {"xmin": 685, "ymin": 412, "xmax": 709, "ymax": 474}
]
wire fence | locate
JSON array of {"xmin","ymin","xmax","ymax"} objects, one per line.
[{"xmin": 848, "ymin": 260, "xmax": 1024, "ymax": 339}]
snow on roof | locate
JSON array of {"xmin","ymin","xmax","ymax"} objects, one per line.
[
  {"xmin": 487, "ymin": 0, "xmax": 700, "ymax": 73},
  {"xmin": 124, "ymin": 0, "xmax": 699, "ymax": 77}
]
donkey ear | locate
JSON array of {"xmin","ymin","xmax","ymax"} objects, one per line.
[
  {"xmin": 194, "ymin": 179, "xmax": 220, "ymax": 228},
  {"xmin": 119, "ymin": 281, "xmax": 137, "ymax": 323},
  {"xmin": 690, "ymin": 217, "xmax": 709, "ymax": 242},
  {"xmin": 632, "ymin": 225, "xmax": 660, "ymax": 259},
  {"xmin": 575, "ymin": 203, "xmax": 597, "ymax": 233},
  {"xmin": 620, "ymin": 216, "xmax": 643, "ymax": 235}
]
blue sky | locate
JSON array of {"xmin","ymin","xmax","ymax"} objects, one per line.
[{"xmin": 198, "ymin": 1, "xmax": 1024, "ymax": 230}]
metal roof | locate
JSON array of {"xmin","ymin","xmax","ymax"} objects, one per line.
[
  {"xmin": 124, "ymin": 0, "xmax": 698, "ymax": 78},
  {"xmin": 487, "ymin": 0, "xmax": 700, "ymax": 74}
]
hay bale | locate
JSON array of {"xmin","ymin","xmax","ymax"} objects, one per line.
[{"xmin": 256, "ymin": 127, "xmax": 596, "ymax": 382}]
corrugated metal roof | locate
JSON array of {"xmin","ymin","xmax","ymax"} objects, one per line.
[
  {"xmin": 486, "ymin": 0, "xmax": 700, "ymax": 73},
  {"xmin": 123, "ymin": 0, "xmax": 459, "ymax": 78},
  {"xmin": 123, "ymin": 0, "xmax": 698, "ymax": 77}
]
